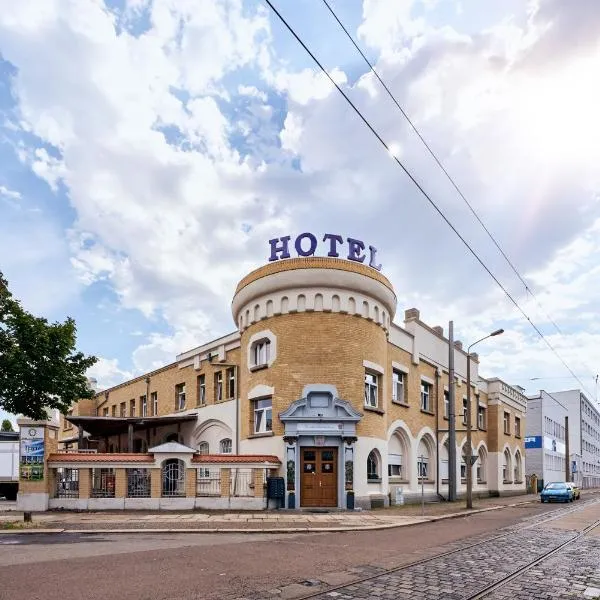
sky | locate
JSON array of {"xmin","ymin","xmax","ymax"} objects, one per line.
[{"xmin": 1, "ymin": 0, "xmax": 600, "ymax": 425}]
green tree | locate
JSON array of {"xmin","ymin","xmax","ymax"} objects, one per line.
[
  {"xmin": 1, "ymin": 419, "xmax": 14, "ymax": 432},
  {"xmin": 0, "ymin": 271, "xmax": 97, "ymax": 420}
]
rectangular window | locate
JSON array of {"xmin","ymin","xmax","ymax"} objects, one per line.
[
  {"xmin": 226, "ymin": 367, "xmax": 236, "ymax": 399},
  {"xmin": 253, "ymin": 340, "xmax": 270, "ymax": 367},
  {"xmin": 478, "ymin": 406, "xmax": 486, "ymax": 430},
  {"xmin": 420, "ymin": 382, "xmax": 432, "ymax": 412},
  {"xmin": 388, "ymin": 454, "xmax": 402, "ymax": 478},
  {"xmin": 197, "ymin": 375, "xmax": 206, "ymax": 406},
  {"xmin": 141, "ymin": 395, "xmax": 147, "ymax": 417},
  {"xmin": 444, "ymin": 390, "xmax": 449, "ymax": 419},
  {"xmin": 151, "ymin": 392, "xmax": 158, "ymax": 416},
  {"xmin": 176, "ymin": 383, "xmax": 186, "ymax": 411},
  {"xmin": 253, "ymin": 398, "xmax": 273, "ymax": 434},
  {"xmin": 111, "ymin": 405, "xmax": 116, "ymax": 417},
  {"xmin": 417, "ymin": 457, "xmax": 428, "ymax": 479},
  {"xmin": 515, "ymin": 416, "xmax": 521, "ymax": 438},
  {"xmin": 364, "ymin": 372, "xmax": 379, "ymax": 408},
  {"xmin": 462, "ymin": 398, "xmax": 468, "ymax": 425},
  {"xmin": 460, "ymin": 462, "xmax": 466, "ymax": 480},
  {"xmin": 130, "ymin": 399, "xmax": 135, "ymax": 417},
  {"xmin": 504, "ymin": 411, "xmax": 510, "ymax": 435},
  {"xmin": 392, "ymin": 370, "xmax": 405, "ymax": 404},
  {"xmin": 103, "ymin": 407, "xmax": 109, "ymax": 417},
  {"xmin": 215, "ymin": 371, "xmax": 223, "ymax": 402},
  {"xmin": 120, "ymin": 402, "xmax": 126, "ymax": 417}
]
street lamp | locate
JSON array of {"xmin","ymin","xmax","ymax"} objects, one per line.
[{"xmin": 466, "ymin": 328, "xmax": 504, "ymax": 509}]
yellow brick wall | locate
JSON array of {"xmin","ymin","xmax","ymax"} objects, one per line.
[
  {"xmin": 114, "ymin": 468, "xmax": 127, "ymax": 498},
  {"xmin": 185, "ymin": 468, "xmax": 197, "ymax": 497},
  {"xmin": 240, "ymin": 312, "xmax": 388, "ymax": 440}
]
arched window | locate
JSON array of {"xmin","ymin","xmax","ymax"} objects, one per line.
[
  {"xmin": 514, "ymin": 451, "xmax": 522, "ymax": 482},
  {"xmin": 503, "ymin": 449, "xmax": 512, "ymax": 483},
  {"xmin": 198, "ymin": 442, "xmax": 209, "ymax": 455},
  {"xmin": 477, "ymin": 446, "xmax": 487, "ymax": 483},
  {"xmin": 417, "ymin": 436, "xmax": 434, "ymax": 480},
  {"xmin": 367, "ymin": 450, "xmax": 380, "ymax": 481},
  {"xmin": 219, "ymin": 438, "xmax": 232, "ymax": 454},
  {"xmin": 388, "ymin": 429, "xmax": 411, "ymax": 480},
  {"xmin": 162, "ymin": 458, "xmax": 185, "ymax": 497}
]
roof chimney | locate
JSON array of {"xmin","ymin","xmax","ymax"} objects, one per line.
[
  {"xmin": 454, "ymin": 340, "xmax": 463, "ymax": 350},
  {"xmin": 432, "ymin": 326, "xmax": 443, "ymax": 336},
  {"xmin": 404, "ymin": 308, "xmax": 420, "ymax": 321}
]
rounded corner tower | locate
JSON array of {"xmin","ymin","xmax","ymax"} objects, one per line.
[{"xmin": 231, "ymin": 256, "xmax": 397, "ymax": 509}]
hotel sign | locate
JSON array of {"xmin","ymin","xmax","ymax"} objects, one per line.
[{"xmin": 269, "ymin": 233, "xmax": 382, "ymax": 271}]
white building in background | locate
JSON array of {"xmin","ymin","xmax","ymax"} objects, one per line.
[
  {"xmin": 525, "ymin": 391, "xmax": 567, "ymax": 490},
  {"xmin": 549, "ymin": 389, "xmax": 600, "ymax": 489}
]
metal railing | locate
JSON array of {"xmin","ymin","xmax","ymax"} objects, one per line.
[
  {"xmin": 127, "ymin": 469, "xmax": 151, "ymax": 498},
  {"xmin": 196, "ymin": 468, "xmax": 221, "ymax": 497},
  {"xmin": 55, "ymin": 468, "xmax": 79, "ymax": 498},
  {"xmin": 230, "ymin": 469, "xmax": 257, "ymax": 497},
  {"xmin": 91, "ymin": 468, "xmax": 116, "ymax": 498}
]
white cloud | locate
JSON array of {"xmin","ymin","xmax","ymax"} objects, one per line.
[
  {"xmin": 0, "ymin": 185, "xmax": 21, "ymax": 200},
  {"xmin": 1, "ymin": 0, "xmax": 599, "ymax": 396}
]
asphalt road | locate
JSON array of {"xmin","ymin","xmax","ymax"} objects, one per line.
[{"xmin": 0, "ymin": 501, "xmax": 592, "ymax": 600}]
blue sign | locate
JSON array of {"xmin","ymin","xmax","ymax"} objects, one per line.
[
  {"xmin": 269, "ymin": 234, "xmax": 382, "ymax": 271},
  {"xmin": 524, "ymin": 436, "xmax": 542, "ymax": 449}
]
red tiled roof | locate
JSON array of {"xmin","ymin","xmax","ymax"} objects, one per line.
[
  {"xmin": 192, "ymin": 454, "xmax": 281, "ymax": 464},
  {"xmin": 48, "ymin": 453, "xmax": 154, "ymax": 463}
]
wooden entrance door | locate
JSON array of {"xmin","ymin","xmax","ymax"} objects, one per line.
[{"xmin": 300, "ymin": 447, "xmax": 338, "ymax": 507}]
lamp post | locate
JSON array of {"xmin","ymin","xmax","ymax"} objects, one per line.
[{"xmin": 466, "ymin": 328, "xmax": 504, "ymax": 509}]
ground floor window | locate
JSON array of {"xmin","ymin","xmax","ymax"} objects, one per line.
[
  {"xmin": 417, "ymin": 457, "xmax": 428, "ymax": 479},
  {"xmin": 367, "ymin": 450, "xmax": 380, "ymax": 480}
]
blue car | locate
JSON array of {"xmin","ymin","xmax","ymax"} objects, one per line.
[{"xmin": 540, "ymin": 482, "xmax": 574, "ymax": 503}]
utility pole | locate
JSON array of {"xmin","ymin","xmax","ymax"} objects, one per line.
[
  {"xmin": 565, "ymin": 415, "xmax": 570, "ymax": 482},
  {"xmin": 448, "ymin": 321, "xmax": 457, "ymax": 502}
]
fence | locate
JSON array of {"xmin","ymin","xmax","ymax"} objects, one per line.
[
  {"xmin": 127, "ymin": 469, "xmax": 151, "ymax": 498},
  {"xmin": 91, "ymin": 468, "xmax": 116, "ymax": 498},
  {"xmin": 55, "ymin": 468, "xmax": 79, "ymax": 498},
  {"xmin": 196, "ymin": 468, "xmax": 221, "ymax": 497}
]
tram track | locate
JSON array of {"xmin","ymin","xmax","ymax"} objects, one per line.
[
  {"xmin": 292, "ymin": 496, "xmax": 600, "ymax": 600},
  {"xmin": 466, "ymin": 518, "xmax": 600, "ymax": 599}
]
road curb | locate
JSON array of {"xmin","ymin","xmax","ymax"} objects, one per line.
[{"xmin": 0, "ymin": 500, "xmax": 541, "ymax": 535}]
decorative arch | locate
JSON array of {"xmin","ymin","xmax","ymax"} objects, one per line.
[
  {"xmin": 161, "ymin": 458, "xmax": 185, "ymax": 497},
  {"xmin": 416, "ymin": 431, "xmax": 436, "ymax": 481},
  {"xmin": 388, "ymin": 424, "xmax": 412, "ymax": 481},
  {"xmin": 476, "ymin": 442, "xmax": 488, "ymax": 484},
  {"xmin": 192, "ymin": 419, "xmax": 233, "ymax": 453},
  {"xmin": 514, "ymin": 449, "xmax": 523, "ymax": 483},
  {"xmin": 503, "ymin": 448, "xmax": 513, "ymax": 483}
]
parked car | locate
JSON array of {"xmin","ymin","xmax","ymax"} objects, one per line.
[
  {"xmin": 540, "ymin": 482, "xmax": 574, "ymax": 503},
  {"xmin": 566, "ymin": 482, "xmax": 581, "ymax": 500}
]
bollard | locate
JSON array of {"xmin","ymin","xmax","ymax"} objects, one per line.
[{"xmin": 24, "ymin": 511, "xmax": 32, "ymax": 523}]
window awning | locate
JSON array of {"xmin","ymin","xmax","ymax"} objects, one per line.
[{"xmin": 66, "ymin": 414, "xmax": 198, "ymax": 438}]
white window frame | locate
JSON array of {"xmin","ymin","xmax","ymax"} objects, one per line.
[
  {"xmin": 417, "ymin": 457, "xmax": 429, "ymax": 479},
  {"xmin": 141, "ymin": 395, "xmax": 147, "ymax": 417},
  {"xmin": 367, "ymin": 450, "xmax": 380, "ymax": 481},
  {"xmin": 198, "ymin": 375, "xmax": 206, "ymax": 406},
  {"xmin": 253, "ymin": 340, "xmax": 270, "ymax": 368},
  {"xmin": 392, "ymin": 370, "xmax": 405, "ymax": 404},
  {"xmin": 151, "ymin": 392, "xmax": 158, "ymax": 416},
  {"xmin": 420, "ymin": 381, "xmax": 432, "ymax": 412},
  {"xmin": 364, "ymin": 372, "xmax": 379, "ymax": 408},
  {"xmin": 176, "ymin": 384, "xmax": 186, "ymax": 411},
  {"xmin": 444, "ymin": 390, "xmax": 449, "ymax": 418},
  {"xmin": 387, "ymin": 453, "xmax": 402, "ymax": 478},
  {"xmin": 226, "ymin": 367, "xmax": 236, "ymax": 399},
  {"xmin": 253, "ymin": 398, "xmax": 273, "ymax": 434},
  {"xmin": 462, "ymin": 397, "xmax": 468, "ymax": 425},
  {"xmin": 198, "ymin": 442, "xmax": 209, "ymax": 455},
  {"xmin": 219, "ymin": 438, "xmax": 232, "ymax": 454},
  {"xmin": 215, "ymin": 371, "xmax": 223, "ymax": 402},
  {"xmin": 478, "ymin": 406, "xmax": 486, "ymax": 429},
  {"xmin": 247, "ymin": 330, "xmax": 277, "ymax": 371},
  {"xmin": 503, "ymin": 411, "xmax": 510, "ymax": 434}
]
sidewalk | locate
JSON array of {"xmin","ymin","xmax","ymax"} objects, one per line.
[{"xmin": 0, "ymin": 492, "xmax": 557, "ymax": 534}]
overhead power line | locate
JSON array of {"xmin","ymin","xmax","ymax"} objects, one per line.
[
  {"xmin": 263, "ymin": 0, "xmax": 596, "ymax": 401},
  {"xmin": 320, "ymin": 0, "xmax": 566, "ymax": 336}
]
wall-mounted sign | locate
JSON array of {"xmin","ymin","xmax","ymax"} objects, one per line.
[
  {"xmin": 19, "ymin": 426, "xmax": 44, "ymax": 481},
  {"xmin": 524, "ymin": 436, "xmax": 542, "ymax": 449},
  {"xmin": 269, "ymin": 233, "xmax": 382, "ymax": 271}
]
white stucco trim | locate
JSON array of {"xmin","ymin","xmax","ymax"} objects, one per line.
[
  {"xmin": 386, "ymin": 419, "xmax": 414, "ymax": 440},
  {"xmin": 391, "ymin": 361, "xmax": 410, "ymax": 374},
  {"xmin": 420, "ymin": 375, "xmax": 435, "ymax": 385},
  {"xmin": 248, "ymin": 384, "xmax": 275, "ymax": 400},
  {"xmin": 363, "ymin": 359, "xmax": 384, "ymax": 374}
]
